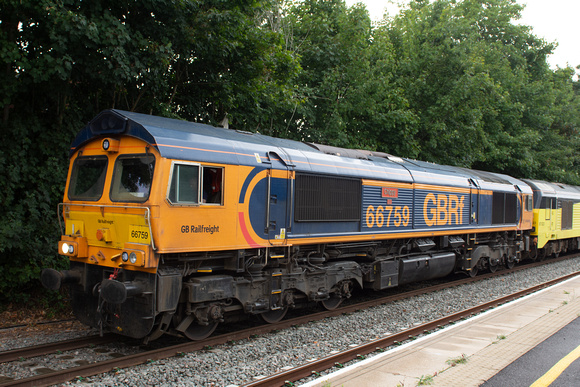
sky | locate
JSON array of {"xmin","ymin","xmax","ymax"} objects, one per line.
[{"xmin": 345, "ymin": 0, "xmax": 580, "ymax": 74}]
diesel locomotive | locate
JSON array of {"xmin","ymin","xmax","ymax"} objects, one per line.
[{"xmin": 41, "ymin": 109, "xmax": 580, "ymax": 341}]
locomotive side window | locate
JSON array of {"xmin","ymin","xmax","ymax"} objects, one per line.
[
  {"xmin": 68, "ymin": 156, "xmax": 108, "ymax": 201},
  {"xmin": 526, "ymin": 196, "xmax": 533, "ymax": 211},
  {"xmin": 110, "ymin": 154, "xmax": 155, "ymax": 202},
  {"xmin": 168, "ymin": 163, "xmax": 200, "ymax": 204},
  {"xmin": 540, "ymin": 197, "xmax": 556, "ymax": 209},
  {"xmin": 202, "ymin": 166, "xmax": 223, "ymax": 205},
  {"xmin": 167, "ymin": 164, "xmax": 223, "ymax": 205}
]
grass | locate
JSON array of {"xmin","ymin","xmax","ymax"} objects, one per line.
[
  {"xmin": 492, "ymin": 334, "xmax": 507, "ymax": 344},
  {"xmin": 416, "ymin": 374, "xmax": 434, "ymax": 385},
  {"xmin": 446, "ymin": 353, "xmax": 468, "ymax": 366}
]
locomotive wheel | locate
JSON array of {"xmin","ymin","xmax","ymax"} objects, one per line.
[
  {"xmin": 505, "ymin": 257, "xmax": 515, "ymax": 269},
  {"xmin": 260, "ymin": 307, "xmax": 288, "ymax": 324},
  {"xmin": 469, "ymin": 266, "xmax": 479, "ymax": 277},
  {"xmin": 184, "ymin": 321, "xmax": 218, "ymax": 341},
  {"xmin": 538, "ymin": 249, "xmax": 547, "ymax": 261},
  {"xmin": 321, "ymin": 294, "xmax": 344, "ymax": 310}
]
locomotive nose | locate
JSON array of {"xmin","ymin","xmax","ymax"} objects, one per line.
[{"xmin": 41, "ymin": 268, "xmax": 82, "ymax": 291}]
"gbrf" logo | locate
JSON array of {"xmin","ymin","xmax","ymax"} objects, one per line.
[{"xmin": 423, "ymin": 193, "xmax": 466, "ymax": 226}]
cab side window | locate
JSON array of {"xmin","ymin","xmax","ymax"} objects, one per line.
[
  {"xmin": 167, "ymin": 163, "xmax": 223, "ymax": 205},
  {"xmin": 526, "ymin": 196, "xmax": 533, "ymax": 211},
  {"xmin": 168, "ymin": 164, "xmax": 200, "ymax": 204},
  {"xmin": 202, "ymin": 167, "xmax": 223, "ymax": 205}
]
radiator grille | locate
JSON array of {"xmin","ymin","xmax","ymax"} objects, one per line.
[{"xmin": 295, "ymin": 174, "xmax": 361, "ymax": 222}]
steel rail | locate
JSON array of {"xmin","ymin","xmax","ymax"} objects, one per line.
[
  {"xmin": 0, "ymin": 334, "xmax": 116, "ymax": 364},
  {"xmin": 1, "ymin": 256, "xmax": 577, "ymax": 387},
  {"xmin": 0, "ymin": 324, "xmax": 289, "ymax": 387},
  {"xmin": 0, "ymin": 319, "xmax": 76, "ymax": 332},
  {"xmin": 242, "ymin": 271, "xmax": 580, "ymax": 387}
]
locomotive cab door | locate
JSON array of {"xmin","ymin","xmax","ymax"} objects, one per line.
[
  {"xmin": 547, "ymin": 197, "xmax": 556, "ymax": 235},
  {"xmin": 469, "ymin": 179, "xmax": 479, "ymax": 224},
  {"xmin": 265, "ymin": 151, "xmax": 293, "ymax": 245}
]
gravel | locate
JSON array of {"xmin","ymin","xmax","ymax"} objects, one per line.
[
  {"xmin": 0, "ymin": 321, "xmax": 94, "ymax": 352},
  {"xmin": 2, "ymin": 257, "xmax": 580, "ymax": 386}
]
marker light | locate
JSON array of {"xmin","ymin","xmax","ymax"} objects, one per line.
[
  {"xmin": 61, "ymin": 243, "xmax": 70, "ymax": 255},
  {"xmin": 101, "ymin": 138, "xmax": 120, "ymax": 152},
  {"xmin": 122, "ymin": 252, "xmax": 129, "ymax": 262},
  {"xmin": 129, "ymin": 252, "xmax": 137, "ymax": 264}
]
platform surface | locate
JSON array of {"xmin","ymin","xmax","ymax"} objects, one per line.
[
  {"xmin": 483, "ymin": 316, "xmax": 580, "ymax": 387},
  {"xmin": 301, "ymin": 275, "xmax": 580, "ymax": 387}
]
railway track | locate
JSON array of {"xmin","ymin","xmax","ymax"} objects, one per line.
[
  {"xmin": 0, "ymin": 319, "xmax": 76, "ymax": 332},
  {"xmin": 0, "ymin": 335, "xmax": 116, "ymax": 364},
  {"xmin": 1, "ymin": 256, "xmax": 577, "ymax": 387},
  {"xmin": 243, "ymin": 270, "xmax": 580, "ymax": 387}
]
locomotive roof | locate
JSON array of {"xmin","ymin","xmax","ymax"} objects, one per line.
[
  {"xmin": 522, "ymin": 179, "xmax": 580, "ymax": 200},
  {"xmin": 72, "ymin": 110, "xmax": 414, "ymax": 182},
  {"xmin": 72, "ymin": 109, "xmax": 317, "ymax": 156},
  {"xmin": 71, "ymin": 109, "xmax": 527, "ymax": 191}
]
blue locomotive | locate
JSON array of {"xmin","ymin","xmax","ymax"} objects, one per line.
[{"xmin": 41, "ymin": 110, "xmax": 577, "ymax": 340}]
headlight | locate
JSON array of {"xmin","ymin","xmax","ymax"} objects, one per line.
[
  {"xmin": 61, "ymin": 243, "xmax": 74, "ymax": 255},
  {"xmin": 122, "ymin": 252, "xmax": 129, "ymax": 262},
  {"xmin": 58, "ymin": 240, "xmax": 82, "ymax": 257},
  {"xmin": 129, "ymin": 252, "xmax": 137, "ymax": 264}
]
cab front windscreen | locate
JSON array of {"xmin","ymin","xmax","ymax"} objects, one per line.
[
  {"xmin": 67, "ymin": 154, "xmax": 155, "ymax": 202},
  {"xmin": 68, "ymin": 156, "xmax": 108, "ymax": 201},
  {"xmin": 110, "ymin": 154, "xmax": 155, "ymax": 202}
]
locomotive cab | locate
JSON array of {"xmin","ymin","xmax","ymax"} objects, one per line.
[
  {"xmin": 42, "ymin": 110, "xmax": 237, "ymax": 340},
  {"xmin": 522, "ymin": 179, "xmax": 580, "ymax": 259},
  {"xmin": 41, "ymin": 131, "xmax": 164, "ymax": 338}
]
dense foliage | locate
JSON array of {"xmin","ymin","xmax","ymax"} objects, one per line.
[{"xmin": 1, "ymin": 0, "xmax": 579, "ymax": 300}]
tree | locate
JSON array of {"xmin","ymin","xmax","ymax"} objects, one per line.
[
  {"xmin": 0, "ymin": 0, "xmax": 298, "ymax": 300},
  {"xmin": 1, "ymin": 0, "xmax": 579, "ymax": 301},
  {"xmin": 385, "ymin": 0, "xmax": 568, "ymax": 177},
  {"xmin": 530, "ymin": 67, "xmax": 580, "ymax": 184},
  {"xmin": 281, "ymin": 0, "xmax": 416, "ymax": 154},
  {"xmin": 166, "ymin": 0, "xmax": 300, "ymax": 130}
]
